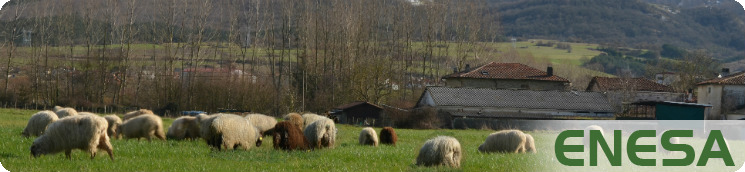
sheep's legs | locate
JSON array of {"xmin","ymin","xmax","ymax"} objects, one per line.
[
  {"xmin": 98, "ymin": 135, "xmax": 115, "ymax": 161},
  {"xmin": 65, "ymin": 150, "xmax": 72, "ymax": 160}
]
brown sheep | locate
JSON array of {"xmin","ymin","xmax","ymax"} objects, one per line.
[
  {"xmin": 283, "ymin": 113, "xmax": 304, "ymax": 132},
  {"xmin": 379, "ymin": 127, "xmax": 398, "ymax": 146},
  {"xmin": 272, "ymin": 121, "xmax": 309, "ymax": 151},
  {"xmin": 122, "ymin": 109, "xmax": 154, "ymax": 121}
]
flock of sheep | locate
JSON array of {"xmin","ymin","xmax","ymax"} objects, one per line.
[{"xmin": 22, "ymin": 106, "xmax": 551, "ymax": 169}]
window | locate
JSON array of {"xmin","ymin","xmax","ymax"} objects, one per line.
[{"xmin": 708, "ymin": 87, "xmax": 711, "ymax": 93}]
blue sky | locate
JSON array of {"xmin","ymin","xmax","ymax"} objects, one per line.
[{"xmin": 0, "ymin": 0, "xmax": 744, "ymax": 13}]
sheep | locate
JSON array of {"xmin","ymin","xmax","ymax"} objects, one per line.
[
  {"xmin": 119, "ymin": 114, "xmax": 166, "ymax": 141},
  {"xmin": 658, "ymin": 133, "xmax": 680, "ymax": 154},
  {"xmin": 584, "ymin": 125, "xmax": 605, "ymax": 147},
  {"xmin": 30, "ymin": 115, "xmax": 113, "ymax": 160},
  {"xmin": 272, "ymin": 121, "xmax": 309, "ymax": 151},
  {"xmin": 103, "ymin": 115, "xmax": 123, "ymax": 139},
  {"xmin": 302, "ymin": 113, "xmax": 328, "ymax": 129},
  {"xmin": 166, "ymin": 116, "xmax": 201, "ymax": 140},
  {"xmin": 22, "ymin": 111, "xmax": 59, "ymax": 137},
  {"xmin": 122, "ymin": 109, "xmax": 154, "ymax": 121},
  {"xmin": 524, "ymin": 133, "xmax": 537, "ymax": 153},
  {"xmin": 379, "ymin": 127, "xmax": 398, "ymax": 146},
  {"xmin": 197, "ymin": 113, "xmax": 262, "ymax": 150},
  {"xmin": 55, "ymin": 107, "xmax": 78, "ymax": 118},
  {"xmin": 53, "ymin": 106, "xmax": 63, "ymax": 112},
  {"xmin": 245, "ymin": 113, "xmax": 278, "ymax": 136},
  {"xmin": 78, "ymin": 112, "xmax": 97, "ymax": 116},
  {"xmin": 359, "ymin": 127, "xmax": 379, "ymax": 147},
  {"xmin": 478, "ymin": 130, "xmax": 527, "ymax": 153},
  {"xmin": 304, "ymin": 118, "xmax": 336, "ymax": 149},
  {"xmin": 415, "ymin": 136, "xmax": 462, "ymax": 168},
  {"xmin": 283, "ymin": 113, "xmax": 304, "ymax": 132}
]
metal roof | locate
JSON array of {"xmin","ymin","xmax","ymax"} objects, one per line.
[{"xmin": 423, "ymin": 86, "xmax": 615, "ymax": 113}]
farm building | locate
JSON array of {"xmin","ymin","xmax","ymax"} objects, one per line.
[
  {"xmin": 619, "ymin": 101, "xmax": 711, "ymax": 120},
  {"xmin": 586, "ymin": 76, "xmax": 684, "ymax": 113},
  {"xmin": 330, "ymin": 101, "xmax": 384, "ymax": 126},
  {"xmin": 415, "ymin": 86, "xmax": 615, "ymax": 129},
  {"xmin": 441, "ymin": 62, "xmax": 570, "ymax": 91},
  {"xmin": 696, "ymin": 70, "xmax": 745, "ymax": 120}
]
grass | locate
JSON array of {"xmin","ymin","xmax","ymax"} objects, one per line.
[
  {"xmin": 0, "ymin": 108, "xmax": 547, "ymax": 171},
  {"xmin": 2, "ymin": 108, "xmax": 744, "ymax": 171}
]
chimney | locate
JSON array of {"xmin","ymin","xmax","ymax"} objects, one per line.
[
  {"xmin": 722, "ymin": 68, "xmax": 730, "ymax": 77},
  {"xmin": 547, "ymin": 66, "xmax": 554, "ymax": 76},
  {"xmin": 465, "ymin": 64, "xmax": 470, "ymax": 72}
]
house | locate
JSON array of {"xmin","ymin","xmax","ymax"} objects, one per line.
[
  {"xmin": 442, "ymin": 62, "xmax": 570, "ymax": 91},
  {"xmin": 416, "ymin": 86, "xmax": 615, "ymax": 129},
  {"xmin": 586, "ymin": 77, "xmax": 684, "ymax": 113},
  {"xmin": 330, "ymin": 101, "xmax": 384, "ymax": 126},
  {"xmin": 696, "ymin": 71, "xmax": 745, "ymax": 119}
]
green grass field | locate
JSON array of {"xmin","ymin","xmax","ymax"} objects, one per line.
[
  {"xmin": 0, "ymin": 108, "xmax": 549, "ymax": 171},
  {"xmin": 4, "ymin": 108, "xmax": 740, "ymax": 171}
]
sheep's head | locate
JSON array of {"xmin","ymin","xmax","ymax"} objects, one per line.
[
  {"xmin": 255, "ymin": 136, "xmax": 263, "ymax": 147},
  {"xmin": 30, "ymin": 144, "xmax": 44, "ymax": 158}
]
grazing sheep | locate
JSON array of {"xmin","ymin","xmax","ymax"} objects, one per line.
[
  {"xmin": 658, "ymin": 133, "xmax": 680, "ymax": 154},
  {"xmin": 103, "ymin": 115, "xmax": 123, "ymax": 139},
  {"xmin": 55, "ymin": 107, "xmax": 78, "ymax": 118},
  {"xmin": 283, "ymin": 113, "xmax": 304, "ymax": 132},
  {"xmin": 78, "ymin": 112, "xmax": 97, "ymax": 116},
  {"xmin": 166, "ymin": 116, "xmax": 201, "ymax": 140},
  {"xmin": 584, "ymin": 125, "xmax": 605, "ymax": 147},
  {"xmin": 30, "ymin": 115, "xmax": 113, "ymax": 160},
  {"xmin": 245, "ymin": 113, "xmax": 278, "ymax": 136},
  {"xmin": 198, "ymin": 113, "xmax": 262, "ymax": 150},
  {"xmin": 122, "ymin": 109, "xmax": 154, "ymax": 121},
  {"xmin": 304, "ymin": 118, "xmax": 336, "ymax": 149},
  {"xmin": 22, "ymin": 111, "xmax": 59, "ymax": 137},
  {"xmin": 524, "ymin": 133, "xmax": 537, "ymax": 153},
  {"xmin": 302, "ymin": 113, "xmax": 328, "ymax": 129},
  {"xmin": 120, "ymin": 114, "xmax": 166, "ymax": 141},
  {"xmin": 53, "ymin": 106, "xmax": 63, "ymax": 112},
  {"xmin": 478, "ymin": 130, "xmax": 527, "ymax": 153},
  {"xmin": 379, "ymin": 127, "xmax": 398, "ymax": 146},
  {"xmin": 272, "ymin": 121, "xmax": 309, "ymax": 151},
  {"xmin": 416, "ymin": 136, "xmax": 462, "ymax": 168},
  {"xmin": 359, "ymin": 127, "xmax": 379, "ymax": 147}
]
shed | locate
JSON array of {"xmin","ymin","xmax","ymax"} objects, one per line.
[
  {"xmin": 331, "ymin": 101, "xmax": 384, "ymax": 126},
  {"xmin": 655, "ymin": 101, "xmax": 712, "ymax": 120}
]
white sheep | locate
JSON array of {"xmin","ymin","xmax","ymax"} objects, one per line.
[
  {"xmin": 304, "ymin": 118, "xmax": 336, "ymax": 149},
  {"xmin": 30, "ymin": 115, "xmax": 113, "ymax": 160},
  {"xmin": 584, "ymin": 125, "xmax": 605, "ymax": 147},
  {"xmin": 55, "ymin": 107, "xmax": 78, "ymax": 118},
  {"xmin": 359, "ymin": 127, "xmax": 378, "ymax": 147},
  {"xmin": 78, "ymin": 112, "xmax": 97, "ymax": 116},
  {"xmin": 22, "ymin": 111, "xmax": 59, "ymax": 137},
  {"xmin": 103, "ymin": 115, "xmax": 123, "ymax": 139},
  {"xmin": 416, "ymin": 136, "xmax": 462, "ymax": 168},
  {"xmin": 119, "ymin": 114, "xmax": 165, "ymax": 141},
  {"xmin": 197, "ymin": 113, "xmax": 262, "ymax": 150},
  {"xmin": 302, "ymin": 113, "xmax": 328, "ymax": 129},
  {"xmin": 524, "ymin": 133, "xmax": 537, "ymax": 153},
  {"xmin": 166, "ymin": 116, "xmax": 201, "ymax": 140},
  {"xmin": 245, "ymin": 113, "xmax": 278, "ymax": 136},
  {"xmin": 478, "ymin": 130, "xmax": 527, "ymax": 153},
  {"xmin": 122, "ymin": 109, "xmax": 154, "ymax": 121}
]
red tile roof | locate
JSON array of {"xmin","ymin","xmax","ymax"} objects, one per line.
[
  {"xmin": 443, "ymin": 62, "xmax": 569, "ymax": 82},
  {"xmin": 697, "ymin": 72, "xmax": 745, "ymax": 85},
  {"xmin": 587, "ymin": 77, "xmax": 675, "ymax": 92}
]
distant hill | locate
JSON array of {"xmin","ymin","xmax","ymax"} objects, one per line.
[
  {"xmin": 2, "ymin": 0, "xmax": 744, "ymax": 58},
  {"xmin": 491, "ymin": 0, "xmax": 744, "ymax": 58}
]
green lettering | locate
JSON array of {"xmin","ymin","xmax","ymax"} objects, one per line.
[
  {"xmin": 555, "ymin": 130, "xmax": 584, "ymax": 166},
  {"xmin": 591, "ymin": 130, "xmax": 622, "ymax": 166},
  {"xmin": 661, "ymin": 130, "xmax": 695, "ymax": 166},
  {"xmin": 627, "ymin": 130, "xmax": 655, "ymax": 166},
  {"xmin": 697, "ymin": 130, "xmax": 734, "ymax": 166}
]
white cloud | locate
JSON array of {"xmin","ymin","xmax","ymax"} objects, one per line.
[
  {"xmin": 0, "ymin": 0, "xmax": 8, "ymax": 10},
  {"xmin": 738, "ymin": 0, "xmax": 745, "ymax": 11}
]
